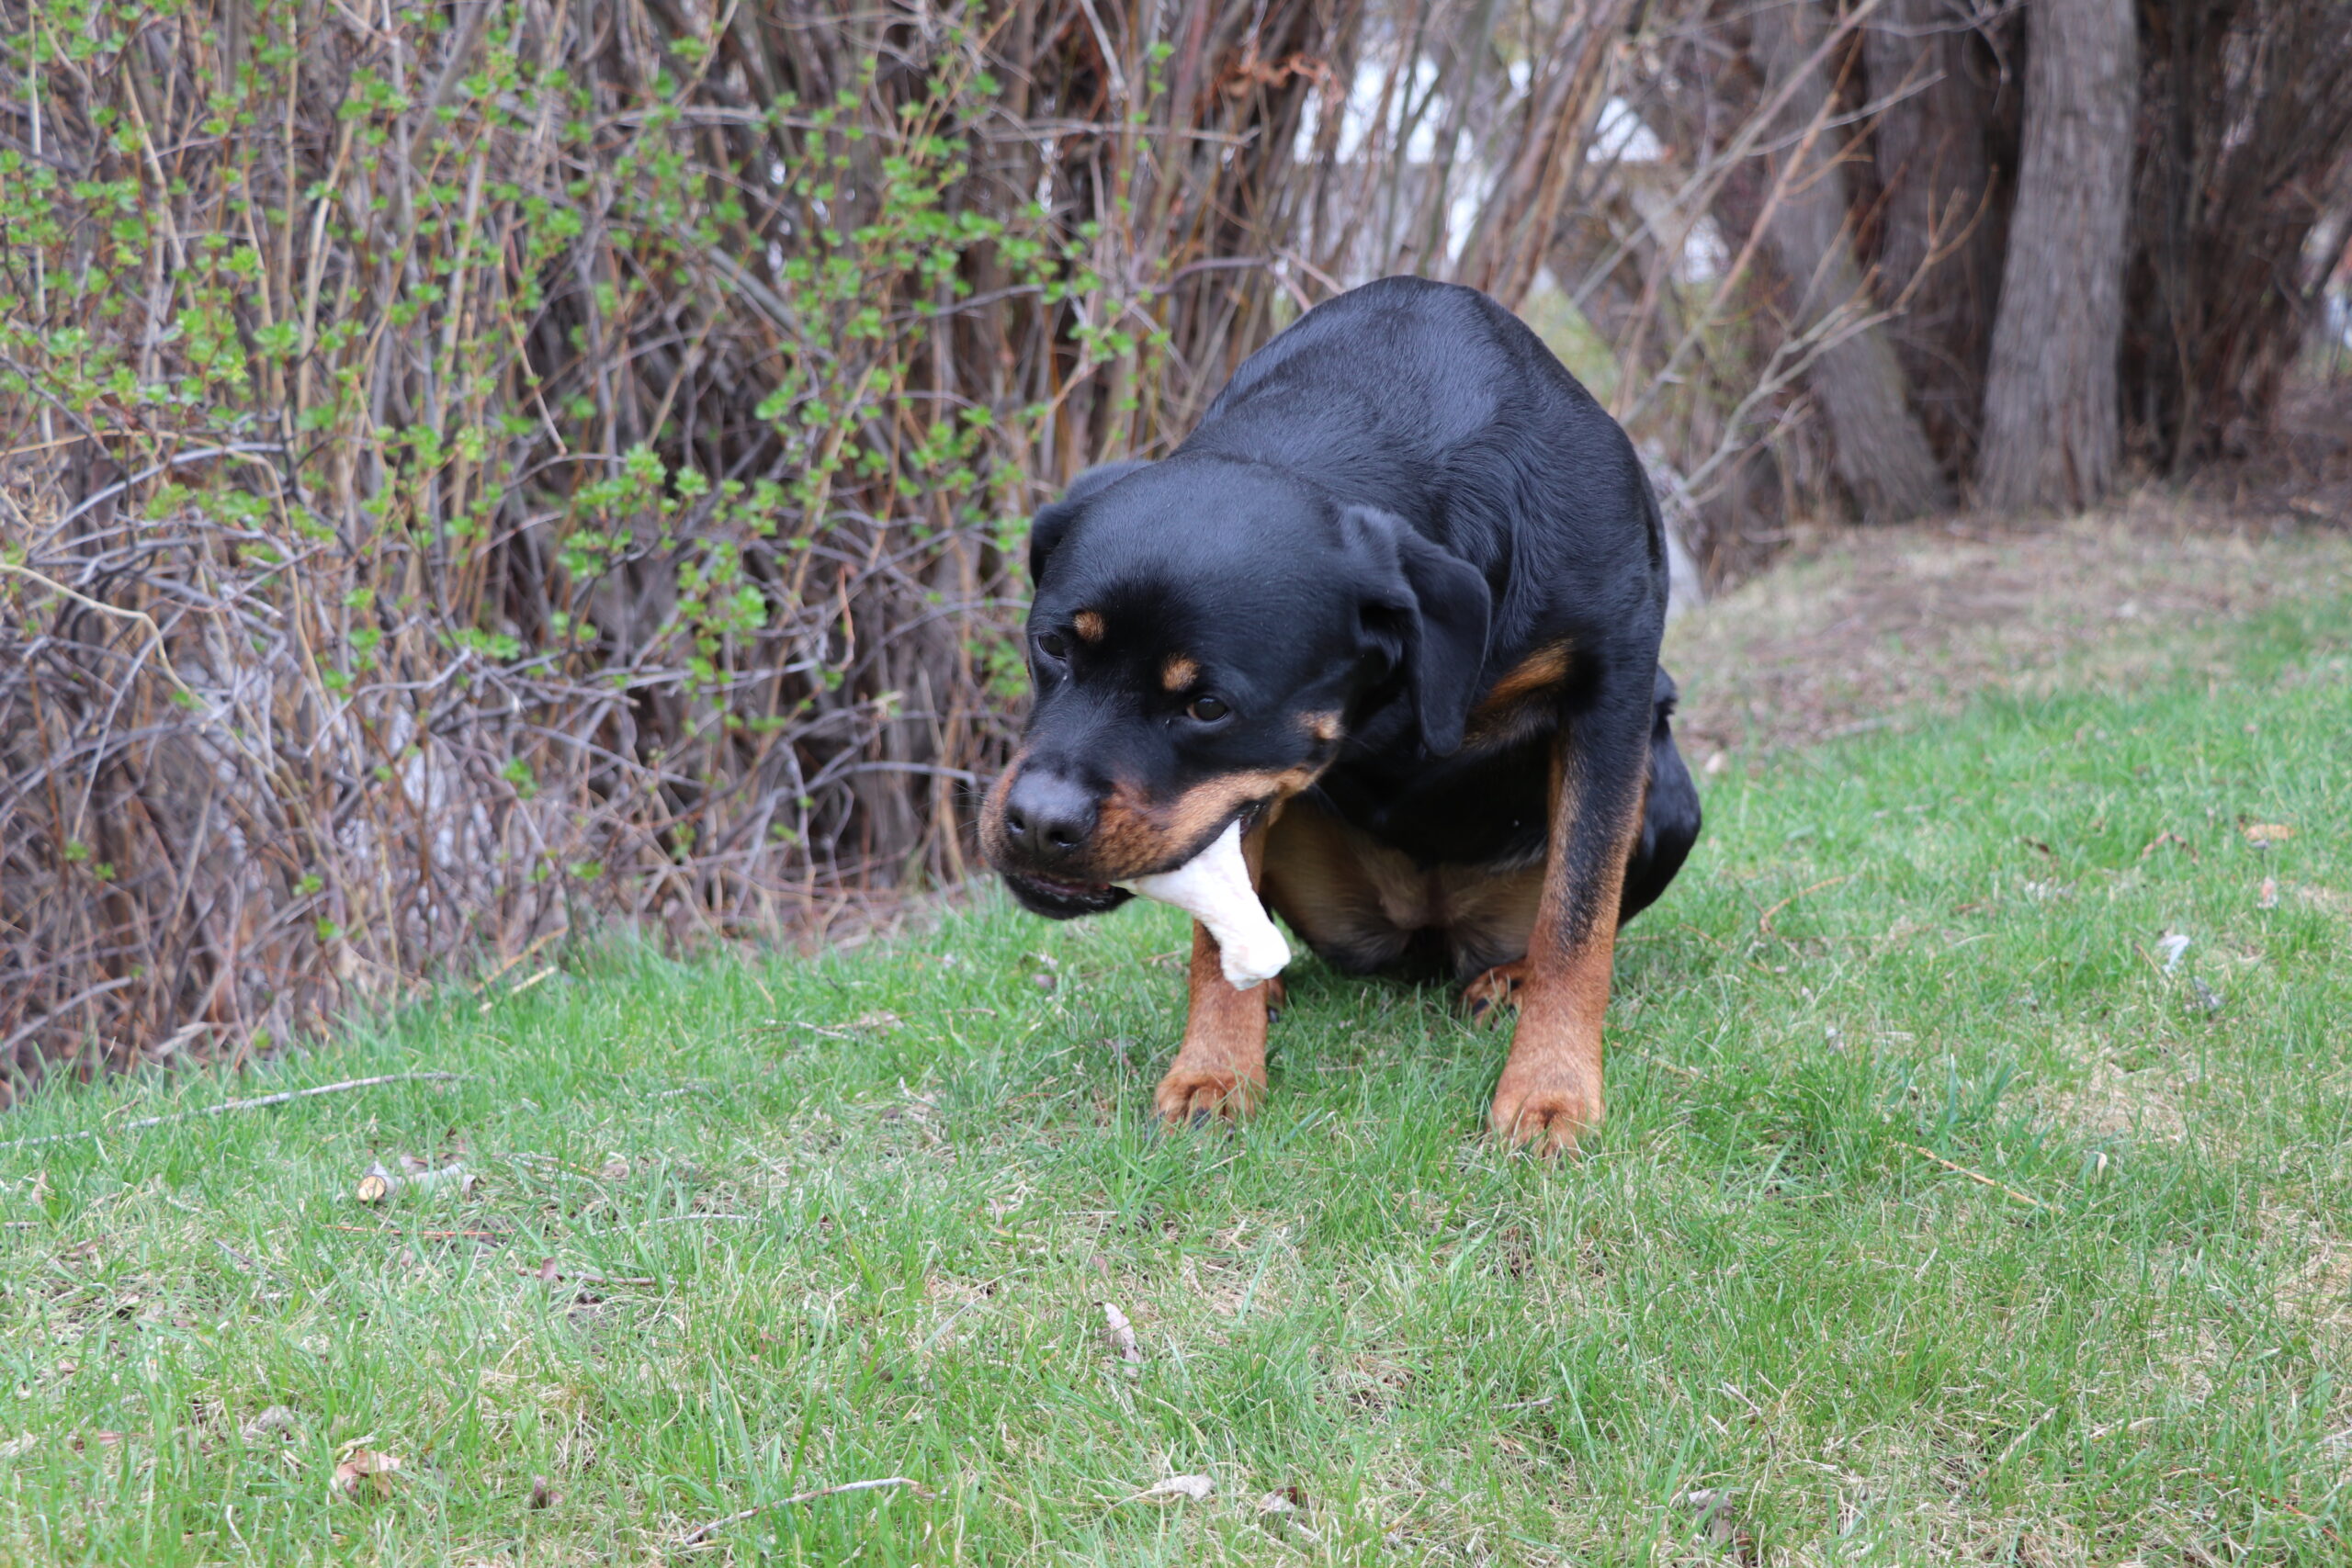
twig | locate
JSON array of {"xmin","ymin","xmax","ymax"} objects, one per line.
[
  {"xmin": 1623, "ymin": 1048, "xmax": 1708, "ymax": 1081},
  {"xmin": 1984, "ymin": 1404, "xmax": 2060, "ymax": 1473},
  {"xmin": 1892, "ymin": 1141, "xmax": 2052, "ymax": 1211},
  {"xmin": 51, "ymin": 443, "xmax": 288, "ymax": 527},
  {"xmin": 212, "ymin": 1239, "xmax": 264, "ymax": 1271},
  {"xmin": 516, "ymin": 1264, "xmax": 659, "ymax": 1286},
  {"xmin": 478, "ymin": 966, "xmax": 557, "ymax": 1013},
  {"xmin": 469, "ymin": 929, "xmax": 564, "ymax": 995},
  {"xmin": 1758, "ymin": 874, "xmax": 1857, "ymax": 937},
  {"xmin": 678, "ymin": 1477, "xmax": 931, "ymax": 1547},
  {"xmin": 0, "ymin": 1073, "xmax": 464, "ymax": 1151},
  {"xmin": 328, "ymin": 1224, "xmax": 506, "ymax": 1239}
]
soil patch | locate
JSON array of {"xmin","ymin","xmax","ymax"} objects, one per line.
[{"xmin": 1664, "ymin": 493, "xmax": 2352, "ymax": 759}]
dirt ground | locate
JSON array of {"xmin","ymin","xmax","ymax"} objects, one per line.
[{"xmin": 1663, "ymin": 489, "xmax": 2352, "ymax": 761}]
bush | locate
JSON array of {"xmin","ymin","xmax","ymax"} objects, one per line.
[{"xmin": 0, "ymin": 0, "xmax": 1333, "ymax": 1091}]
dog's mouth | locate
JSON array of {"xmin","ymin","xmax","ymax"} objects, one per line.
[
  {"xmin": 1001, "ymin": 871, "xmax": 1135, "ymax": 920},
  {"xmin": 991, "ymin": 795, "xmax": 1276, "ymax": 919}
]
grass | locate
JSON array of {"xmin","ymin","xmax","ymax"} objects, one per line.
[{"xmin": 3, "ymin": 592, "xmax": 2348, "ymax": 1566}]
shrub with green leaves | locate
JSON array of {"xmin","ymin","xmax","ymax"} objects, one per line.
[{"xmin": 0, "ymin": 0, "xmax": 1337, "ymax": 1089}]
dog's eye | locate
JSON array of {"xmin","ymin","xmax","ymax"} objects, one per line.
[
  {"xmin": 1186, "ymin": 696, "xmax": 1229, "ymax": 723},
  {"xmin": 1035, "ymin": 631, "xmax": 1069, "ymax": 660}
]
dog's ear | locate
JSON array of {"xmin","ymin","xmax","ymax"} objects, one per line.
[
  {"xmin": 1028, "ymin": 460, "xmax": 1153, "ymax": 584},
  {"xmin": 1340, "ymin": 505, "xmax": 1492, "ymax": 756}
]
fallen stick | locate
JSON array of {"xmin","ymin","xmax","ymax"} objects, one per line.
[
  {"xmin": 1892, "ymin": 1140, "xmax": 2052, "ymax": 1211},
  {"xmin": 1757, "ymin": 874, "xmax": 1856, "ymax": 938},
  {"xmin": 517, "ymin": 1262, "xmax": 658, "ymax": 1287},
  {"xmin": 678, "ymin": 1476, "xmax": 931, "ymax": 1546},
  {"xmin": 0, "ymin": 1073, "xmax": 464, "ymax": 1151},
  {"xmin": 478, "ymin": 966, "xmax": 558, "ymax": 1014},
  {"xmin": 328, "ymin": 1224, "xmax": 506, "ymax": 1240}
]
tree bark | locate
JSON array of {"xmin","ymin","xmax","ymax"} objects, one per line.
[
  {"xmin": 1863, "ymin": 0, "xmax": 2011, "ymax": 468},
  {"xmin": 1976, "ymin": 0, "xmax": 2138, "ymax": 512},
  {"xmin": 1749, "ymin": 0, "xmax": 1951, "ymax": 522},
  {"xmin": 2121, "ymin": 0, "xmax": 2352, "ymax": 469}
]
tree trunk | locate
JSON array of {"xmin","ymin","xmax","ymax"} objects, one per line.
[
  {"xmin": 1747, "ymin": 0, "xmax": 1951, "ymax": 522},
  {"xmin": 1976, "ymin": 0, "xmax": 2138, "ymax": 512},
  {"xmin": 1863, "ymin": 0, "xmax": 2012, "ymax": 469},
  {"xmin": 2121, "ymin": 0, "xmax": 2352, "ymax": 469}
]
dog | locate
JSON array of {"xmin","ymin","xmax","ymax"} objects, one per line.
[{"xmin": 979, "ymin": 276, "xmax": 1701, "ymax": 1152}]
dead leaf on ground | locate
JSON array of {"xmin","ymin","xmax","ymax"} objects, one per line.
[
  {"xmin": 1100, "ymin": 1302, "xmax": 1142, "ymax": 1366},
  {"xmin": 2243, "ymin": 822, "xmax": 2295, "ymax": 846},
  {"xmin": 1679, "ymin": 1487, "xmax": 1758, "ymax": 1558},
  {"xmin": 0, "ymin": 1433, "xmax": 37, "ymax": 1460},
  {"xmin": 1134, "ymin": 1473, "xmax": 1213, "ymax": 1502},
  {"xmin": 2258, "ymin": 877, "xmax": 2280, "ymax": 908},
  {"xmin": 853, "ymin": 1010, "xmax": 902, "ymax": 1032},
  {"xmin": 69, "ymin": 1430, "xmax": 135, "ymax": 1451},
  {"xmin": 333, "ymin": 1446, "xmax": 401, "ymax": 1500},
  {"xmin": 595, "ymin": 1156, "xmax": 631, "ymax": 1180},
  {"xmin": 1255, "ymin": 1485, "xmax": 1321, "ymax": 1539},
  {"xmin": 241, "ymin": 1405, "xmax": 299, "ymax": 1443},
  {"xmin": 529, "ymin": 1474, "xmax": 559, "ymax": 1509}
]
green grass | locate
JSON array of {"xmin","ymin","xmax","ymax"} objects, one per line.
[{"xmin": 4, "ymin": 596, "xmax": 2348, "ymax": 1566}]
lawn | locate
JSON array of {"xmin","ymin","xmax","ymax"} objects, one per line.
[{"xmin": 2, "ymin": 582, "xmax": 2347, "ymax": 1565}]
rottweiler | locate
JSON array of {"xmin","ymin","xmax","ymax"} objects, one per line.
[{"xmin": 980, "ymin": 276, "xmax": 1701, "ymax": 1152}]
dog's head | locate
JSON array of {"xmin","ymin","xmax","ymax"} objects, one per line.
[{"xmin": 981, "ymin": 458, "xmax": 1492, "ymax": 918}]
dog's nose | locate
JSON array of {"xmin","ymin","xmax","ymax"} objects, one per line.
[{"xmin": 1003, "ymin": 767, "xmax": 1097, "ymax": 858}]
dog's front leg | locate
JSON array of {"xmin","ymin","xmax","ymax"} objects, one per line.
[
  {"xmin": 1490, "ymin": 695, "xmax": 1650, "ymax": 1155},
  {"xmin": 1152, "ymin": 820, "xmax": 1274, "ymax": 1124}
]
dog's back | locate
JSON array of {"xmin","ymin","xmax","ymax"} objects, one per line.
[{"xmin": 1180, "ymin": 276, "xmax": 1666, "ymax": 659}]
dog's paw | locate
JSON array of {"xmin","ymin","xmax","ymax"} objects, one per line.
[
  {"xmin": 1487, "ymin": 1076, "xmax": 1601, "ymax": 1156},
  {"xmin": 1460, "ymin": 961, "xmax": 1530, "ymax": 1025},
  {"xmin": 1152, "ymin": 1066, "xmax": 1265, "ymax": 1126}
]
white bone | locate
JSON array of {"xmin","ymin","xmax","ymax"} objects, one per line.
[{"xmin": 1118, "ymin": 819, "xmax": 1289, "ymax": 989}]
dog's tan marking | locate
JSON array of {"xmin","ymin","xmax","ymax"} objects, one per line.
[
  {"xmin": 1259, "ymin": 804, "xmax": 1416, "ymax": 973},
  {"xmin": 1461, "ymin": 958, "xmax": 1529, "ymax": 1022},
  {"xmin": 1464, "ymin": 641, "xmax": 1572, "ymax": 746},
  {"xmin": 1442, "ymin": 866, "xmax": 1546, "ymax": 976},
  {"xmin": 1161, "ymin": 654, "xmax": 1199, "ymax": 692},
  {"xmin": 1302, "ymin": 710, "xmax": 1342, "ymax": 743},
  {"xmin": 1155, "ymin": 819, "xmax": 1272, "ymax": 1124},
  {"xmin": 1488, "ymin": 752, "xmax": 1646, "ymax": 1156},
  {"xmin": 1073, "ymin": 610, "xmax": 1105, "ymax": 643},
  {"xmin": 1259, "ymin": 801, "xmax": 1543, "ymax": 977},
  {"xmin": 1091, "ymin": 764, "xmax": 1323, "ymax": 882}
]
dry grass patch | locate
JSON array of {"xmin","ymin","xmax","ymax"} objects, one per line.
[{"xmin": 1668, "ymin": 499, "xmax": 2352, "ymax": 756}]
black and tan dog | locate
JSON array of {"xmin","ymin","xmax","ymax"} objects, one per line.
[{"xmin": 979, "ymin": 276, "xmax": 1701, "ymax": 1152}]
